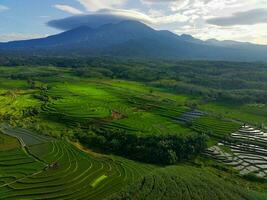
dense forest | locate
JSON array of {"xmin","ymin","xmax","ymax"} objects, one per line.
[{"xmin": 76, "ymin": 128, "xmax": 206, "ymax": 165}]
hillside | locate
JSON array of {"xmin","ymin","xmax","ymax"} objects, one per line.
[
  {"xmin": 1, "ymin": 0, "xmax": 267, "ymax": 198},
  {"xmin": 0, "ymin": 125, "xmax": 155, "ymax": 199},
  {"xmin": 109, "ymin": 166, "xmax": 267, "ymax": 200}
]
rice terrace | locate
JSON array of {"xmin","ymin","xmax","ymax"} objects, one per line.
[
  {"xmin": 1, "ymin": 1, "xmax": 267, "ymax": 199},
  {"xmin": 0, "ymin": 60, "xmax": 266, "ymax": 200}
]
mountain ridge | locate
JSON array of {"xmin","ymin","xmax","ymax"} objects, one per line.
[{"xmin": 0, "ymin": 20, "xmax": 266, "ymax": 62}]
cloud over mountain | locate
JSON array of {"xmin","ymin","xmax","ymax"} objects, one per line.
[
  {"xmin": 207, "ymin": 8, "xmax": 267, "ymax": 26},
  {"xmin": 77, "ymin": 0, "xmax": 126, "ymax": 12},
  {"xmin": 47, "ymin": 10, "xmax": 153, "ymax": 30}
]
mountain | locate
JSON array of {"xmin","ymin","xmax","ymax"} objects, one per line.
[{"xmin": 0, "ymin": 20, "xmax": 267, "ymax": 62}]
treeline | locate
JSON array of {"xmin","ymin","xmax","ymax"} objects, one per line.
[
  {"xmin": 76, "ymin": 128, "xmax": 207, "ymax": 165},
  {"xmin": 1, "ymin": 56, "xmax": 267, "ymax": 104}
]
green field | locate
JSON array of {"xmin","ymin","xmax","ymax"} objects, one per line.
[
  {"xmin": 200, "ymin": 103, "xmax": 267, "ymax": 126},
  {"xmin": 42, "ymin": 80, "xmax": 191, "ymax": 135},
  {"xmin": 1, "ymin": 124, "xmax": 266, "ymax": 200},
  {"xmin": 0, "ymin": 64, "xmax": 267, "ymax": 199},
  {"xmin": 192, "ymin": 116, "xmax": 241, "ymax": 139},
  {"xmin": 0, "ymin": 125, "xmax": 156, "ymax": 200},
  {"xmin": 109, "ymin": 165, "xmax": 267, "ymax": 200},
  {"xmin": 0, "ymin": 132, "xmax": 20, "ymax": 151}
]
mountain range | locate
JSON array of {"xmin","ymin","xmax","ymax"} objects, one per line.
[{"xmin": 0, "ymin": 20, "xmax": 266, "ymax": 62}]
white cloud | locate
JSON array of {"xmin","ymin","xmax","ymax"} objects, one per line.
[
  {"xmin": 147, "ymin": 9, "xmax": 165, "ymax": 18},
  {"xmin": 141, "ymin": 0, "xmax": 178, "ymax": 6},
  {"xmin": 154, "ymin": 13, "xmax": 189, "ymax": 24},
  {"xmin": 139, "ymin": 0, "xmax": 267, "ymax": 44},
  {"xmin": 0, "ymin": 33, "xmax": 48, "ymax": 42},
  {"xmin": 207, "ymin": 8, "xmax": 267, "ymax": 26},
  {"xmin": 169, "ymin": 0, "xmax": 192, "ymax": 12},
  {"xmin": 0, "ymin": 5, "xmax": 9, "ymax": 12},
  {"xmin": 54, "ymin": 4, "xmax": 84, "ymax": 15},
  {"xmin": 174, "ymin": 23, "xmax": 267, "ymax": 45},
  {"xmin": 48, "ymin": 9, "xmax": 155, "ymax": 30},
  {"xmin": 77, "ymin": 0, "xmax": 127, "ymax": 12},
  {"xmin": 101, "ymin": 9, "xmax": 154, "ymax": 24}
]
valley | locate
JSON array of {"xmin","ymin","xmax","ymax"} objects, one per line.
[
  {"xmin": 0, "ymin": 61, "xmax": 267, "ymax": 199},
  {"xmin": 1, "ymin": 0, "xmax": 267, "ymax": 198}
]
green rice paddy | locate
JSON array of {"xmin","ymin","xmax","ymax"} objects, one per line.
[
  {"xmin": 0, "ymin": 125, "xmax": 156, "ymax": 200},
  {"xmin": 109, "ymin": 165, "xmax": 267, "ymax": 200},
  {"xmin": 0, "ymin": 66, "xmax": 266, "ymax": 199}
]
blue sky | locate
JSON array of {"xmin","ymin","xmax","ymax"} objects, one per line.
[{"xmin": 1, "ymin": 0, "xmax": 267, "ymax": 44}]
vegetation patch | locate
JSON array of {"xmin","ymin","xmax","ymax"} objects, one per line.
[
  {"xmin": 91, "ymin": 175, "xmax": 108, "ymax": 188},
  {"xmin": 0, "ymin": 132, "xmax": 20, "ymax": 151},
  {"xmin": 109, "ymin": 165, "xmax": 266, "ymax": 200},
  {"xmin": 0, "ymin": 126, "xmax": 156, "ymax": 200}
]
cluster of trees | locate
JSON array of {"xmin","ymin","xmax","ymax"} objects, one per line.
[{"xmin": 76, "ymin": 128, "xmax": 207, "ymax": 165}]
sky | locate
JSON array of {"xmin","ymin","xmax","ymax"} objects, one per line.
[{"xmin": 1, "ymin": 0, "xmax": 267, "ymax": 44}]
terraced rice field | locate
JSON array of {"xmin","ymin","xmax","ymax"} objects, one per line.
[
  {"xmin": 111, "ymin": 110, "xmax": 191, "ymax": 136},
  {"xmin": 0, "ymin": 67, "xmax": 267, "ymax": 199},
  {"xmin": 175, "ymin": 110, "xmax": 241, "ymax": 139},
  {"xmin": 191, "ymin": 116, "xmax": 241, "ymax": 138},
  {"xmin": 42, "ymin": 81, "xmax": 192, "ymax": 136},
  {"xmin": 0, "ymin": 76, "xmax": 241, "ymax": 140},
  {"xmin": 0, "ymin": 125, "xmax": 156, "ymax": 200},
  {"xmin": 0, "ymin": 132, "xmax": 20, "ymax": 151},
  {"xmin": 0, "ymin": 90, "xmax": 40, "ymax": 118},
  {"xmin": 200, "ymin": 103, "xmax": 267, "ymax": 126},
  {"xmin": 0, "ymin": 124, "xmax": 52, "ymax": 146},
  {"xmin": 44, "ymin": 83, "xmax": 117, "ymax": 121},
  {"xmin": 109, "ymin": 165, "xmax": 265, "ymax": 200},
  {"xmin": 205, "ymin": 125, "xmax": 267, "ymax": 178},
  {"xmin": 178, "ymin": 110, "xmax": 205, "ymax": 124}
]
